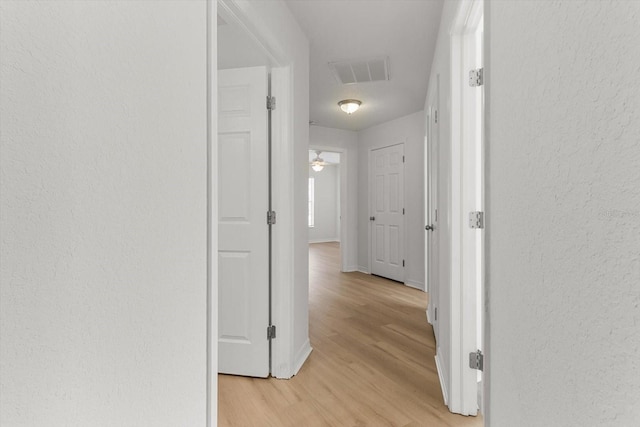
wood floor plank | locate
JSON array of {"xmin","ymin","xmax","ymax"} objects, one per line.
[{"xmin": 218, "ymin": 242, "xmax": 482, "ymax": 426}]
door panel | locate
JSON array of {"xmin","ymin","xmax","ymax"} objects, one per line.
[
  {"xmin": 370, "ymin": 144, "xmax": 404, "ymax": 282},
  {"xmin": 375, "ymin": 225, "xmax": 385, "ymax": 262},
  {"xmin": 389, "ymin": 226, "xmax": 400, "ymax": 265},
  {"xmin": 219, "ymin": 252, "xmax": 251, "ymax": 341},
  {"xmin": 389, "ymin": 174, "xmax": 400, "ymax": 211},
  {"xmin": 218, "ymin": 66, "xmax": 269, "ymax": 378},
  {"xmin": 219, "ymin": 133, "xmax": 251, "ymax": 220}
]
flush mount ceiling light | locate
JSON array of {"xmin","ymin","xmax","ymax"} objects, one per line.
[
  {"xmin": 310, "ymin": 150, "xmax": 326, "ymax": 172},
  {"xmin": 338, "ymin": 99, "xmax": 362, "ymax": 115}
]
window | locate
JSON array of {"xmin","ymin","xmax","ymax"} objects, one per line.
[{"xmin": 308, "ymin": 177, "xmax": 315, "ymax": 228}]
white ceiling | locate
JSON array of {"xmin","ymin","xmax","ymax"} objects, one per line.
[{"xmin": 285, "ymin": 0, "xmax": 443, "ymax": 131}]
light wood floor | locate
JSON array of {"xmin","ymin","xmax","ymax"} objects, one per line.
[{"xmin": 218, "ymin": 242, "xmax": 482, "ymax": 427}]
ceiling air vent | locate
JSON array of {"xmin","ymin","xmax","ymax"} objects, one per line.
[{"xmin": 329, "ymin": 56, "xmax": 390, "ymax": 85}]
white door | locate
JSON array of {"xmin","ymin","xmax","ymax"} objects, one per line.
[
  {"xmin": 447, "ymin": 0, "xmax": 484, "ymax": 415},
  {"xmin": 427, "ymin": 101, "xmax": 439, "ymax": 343},
  {"xmin": 218, "ymin": 66, "xmax": 270, "ymax": 378},
  {"xmin": 459, "ymin": 14, "xmax": 485, "ymax": 415},
  {"xmin": 370, "ymin": 144, "xmax": 404, "ymax": 282}
]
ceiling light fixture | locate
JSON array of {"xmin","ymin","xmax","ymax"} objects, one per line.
[
  {"xmin": 338, "ymin": 99, "xmax": 362, "ymax": 115},
  {"xmin": 310, "ymin": 150, "xmax": 326, "ymax": 172}
]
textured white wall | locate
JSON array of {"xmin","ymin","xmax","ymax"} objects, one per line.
[
  {"xmin": 0, "ymin": 1, "xmax": 209, "ymax": 426},
  {"xmin": 486, "ymin": 1, "xmax": 640, "ymax": 425},
  {"xmin": 357, "ymin": 111, "xmax": 426, "ymax": 290},
  {"xmin": 309, "ymin": 125, "xmax": 359, "ymax": 271},
  {"xmin": 217, "ymin": 22, "xmax": 270, "ymax": 70},
  {"xmin": 309, "ymin": 165, "xmax": 339, "ymax": 243}
]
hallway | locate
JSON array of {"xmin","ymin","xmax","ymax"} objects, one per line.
[{"xmin": 218, "ymin": 243, "xmax": 482, "ymax": 426}]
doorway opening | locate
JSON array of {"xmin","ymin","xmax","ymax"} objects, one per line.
[
  {"xmin": 308, "ymin": 149, "xmax": 342, "ymax": 271},
  {"xmin": 217, "ymin": 11, "xmax": 273, "ymax": 378},
  {"xmin": 309, "ymin": 145, "xmax": 351, "ymax": 273},
  {"xmin": 216, "ymin": 0, "xmax": 300, "ymax": 384}
]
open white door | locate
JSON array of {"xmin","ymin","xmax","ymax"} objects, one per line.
[
  {"xmin": 370, "ymin": 143, "xmax": 405, "ymax": 283},
  {"xmin": 460, "ymin": 10, "xmax": 485, "ymax": 413},
  {"xmin": 427, "ymin": 77, "xmax": 451, "ymax": 407},
  {"xmin": 218, "ymin": 66, "xmax": 270, "ymax": 378},
  {"xmin": 448, "ymin": 0, "xmax": 484, "ymax": 415},
  {"xmin": 426, "ymin": 101, "xmax": 440, "ymax": 341}
]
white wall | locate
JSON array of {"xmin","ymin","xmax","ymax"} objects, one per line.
[
  {"xmin": 0, "ymin": 1, "xmax": 210, "ymax": 425},
  {"xmin": 357, "ymin": 111, "xmax": 426, "ymax": 290},
  {"xmin": 485, "ymin": 1, "xmax": 640, "ymax": 425},
  {"xmin": 309, "ymin": 165, "xmax": 340, "ymax": 243},
  {"xmin": 217, "ymin": 20, "xmax": 269, "ymax": 70},
  {"xmin": 310, "ymin": 125, "xmax": 359, "ymax": 271}
]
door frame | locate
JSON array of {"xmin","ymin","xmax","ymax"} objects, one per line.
[
  {"xmin": 308, "ymin": 145, "xmax": 349, "ymax": 272},
  {"xmin": 215, "ymin": 0, "xmax": 297, "ymax": 384},
  {"xmin": 368, "ymin": 142, "xmax": 406, "ymax": 283},
  {"xmin": 207, "ymin": 3, "xmax": 217, "ymax": 426},
  {"xmin": 448, "ymin": 0, "xmax": 484, "ymax": 417}
]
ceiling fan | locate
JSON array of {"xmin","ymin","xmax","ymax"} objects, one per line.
[{"xmin": 310, "ymin": 150, "xmax": 327, "ymax": 172}]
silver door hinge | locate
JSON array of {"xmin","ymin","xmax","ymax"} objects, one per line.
[
  {"xmin": 469, "ymin": 68, "xmax": 484, "ymax": 87},
  {"xmin": 434, "ymin": 307, "xmax": 437, "ymax": 321},
  {"xmin": 266, "ymin": 96, "xmax": 276, "ymax": 110},
  {"xmin": 469, "ymin": 350, "xmax": 484, "ymax": 371},
  {"xmin": 402, "ymin": 260, "xmax": 405, "ymax": 267},
  {"xmin": 469, "ymin": 211, "xmax": 484, "ymax": 229},
  {"xmin": 267, "ymin": 210, "xmax": 277, "ymax": 225},
  {"xmin": 267, "ymin": 325, "xmax": 276, "ymax": 340},
  {"xmin": 434, "ymin": 109, "xmax": 438, "ymax": 123},
  {"xmin": 402, "ymin": 155, "xmax": 405, "ymax": 163},
  {"xmin": 403, "ymin": 208, "xmax": 405, "ymax": 215}
]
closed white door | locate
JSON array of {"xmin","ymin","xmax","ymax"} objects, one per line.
[
  {"xmin": 218, "ymin": 66, "xmax": 269, "ymax": 378},
  {"xmin": 370, "ymin": 144, "xmax": 404, "ymax": 282}
]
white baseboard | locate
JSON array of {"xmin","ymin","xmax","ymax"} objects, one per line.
[
  {"xmin": 357, "ymin": 265, "xmax": 370, "ymax": 274},
  {"xmin": 405, "ymin": 280, "xmax": 425, "ymax": 291},
  {"xmin": 426, "ymin": 308, "xmax": 432, "ymax": 325},
  {"xmin": 435, "ymin": 353, "xmax": 449, "ymax": 406},
  {"xmin": 292, "ymin": 340, "xmax": 312, "ymax": 376},
  {"xmin": 308, "ymin": 238, "xmax": 340, "ymax": 244},
  {"xmin": 343, "ymin": 265, "xmax": 358, "ymax": 272}
]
